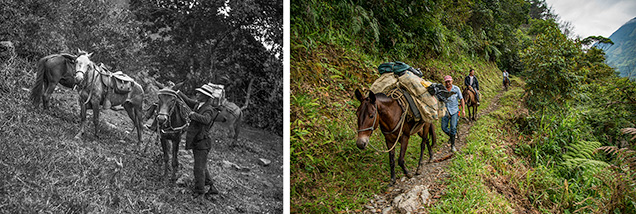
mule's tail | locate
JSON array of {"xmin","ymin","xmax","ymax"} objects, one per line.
[{"xmin": 30, "ymin": 57, "xmax": 47, "ymax": 106}]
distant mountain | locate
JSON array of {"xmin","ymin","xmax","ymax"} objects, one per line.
[{"xmin": 601, "ymin": 17, "xmax": 636, "ymax": 79}]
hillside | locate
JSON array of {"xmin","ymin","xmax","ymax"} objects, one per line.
[
  {"xmin": 602, "ymin": 17, "xmax": 636, "ymax": 78},
  {"xmin": 0, "ymin": 58, "xmax": 283, "ymax": 213}
]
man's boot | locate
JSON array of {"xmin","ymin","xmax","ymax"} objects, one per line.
[{"xmin": 450, "ymin": 134, "xmax": 457, "ymax": 152}]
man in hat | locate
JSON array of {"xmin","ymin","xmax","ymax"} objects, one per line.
[
  {"xmin": 441, "ymin": 75, "xmax": 465, "ymax": 152},
  {"xmin": 177, "ymin": 83, "xmax": 227, "ymax": 198}
]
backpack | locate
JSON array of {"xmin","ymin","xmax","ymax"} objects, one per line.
[{"xmin": 377, "ymin": 61, "xmax": 423, "ymax": 77}]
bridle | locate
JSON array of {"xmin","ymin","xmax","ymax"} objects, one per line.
[
  {"xmin": 74, "ymin": 59, "xmax": 100, "ymax": 105},
  {"xmin": 357, "ymin": 102, "xmax": 378, "ymax": 133},
  {"xmin": 355, "ymin": 93, "xmax": 408, "ymax": 153},
  {"xmin": 157, "ymin": 91, "xmax": 190, "ymax": 134}
]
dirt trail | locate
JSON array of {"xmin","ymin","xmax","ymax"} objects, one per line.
[
  {"xmin": 362, "ymin": 91, "xmax": 505, "ymax": 214},
  {"xmin": 49, "ymin": 87, "xmax": 283, "ymax": 213}
]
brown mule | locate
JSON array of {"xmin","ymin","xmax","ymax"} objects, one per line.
[
  {"xmin": 30, "ymin": 53, "xmax": 77, "ymax": 110},
  {"xmin": 153, "ymin": 83, "xmax": 190, "ymax": 182},
  {"xmin": 503, "ymin": 78, "xmax": 510, "ymax": 91},
  {"xmin": 354, "ymin": 89, "xmax": 436, "ymax": 186},
  {"xmin": 462, "ymin": 87, "xmax": 479, "ymax": 121}
]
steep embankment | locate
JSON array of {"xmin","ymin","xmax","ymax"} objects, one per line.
[
  {"xmin": 0, "ymin": 61, "xmax": 283, "ymax": 213},
  {"xmin": 291, "ymin": 42, "xmax": 506, "ymax": 212}
]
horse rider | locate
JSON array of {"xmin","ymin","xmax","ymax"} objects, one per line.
[
  {"xmin": 441, "ymin": 75, "xmax": 465, "ymax": 152},
  {"xmin": 464, "ymin": 69, "xmax": 480, "ymax": 105},
  {"xmin": 177, "ymin": 83, "xmax": 227, "ymax": 198},
  {"xmin": 502, "ymin": 69, "xmax": 510, "ymax": 85}
]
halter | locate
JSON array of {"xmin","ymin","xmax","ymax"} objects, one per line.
[
  {"xmin": 357, "ymin": 102, "xmax": 378, "ymax": 133},
  {"xmin": 357, "ymin": 93, "xmax": 408, "ymax": 153},
  {"xmin": 157, "ymin": 89, "xmax": 191, "ymax": 134},
  {"xmin": 74, "ymin": 61, "xmax": 100, "ymax": 105}
]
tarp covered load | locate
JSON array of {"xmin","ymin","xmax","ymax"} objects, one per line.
[{"xmin": 370, "ymin": 63, "xmax": 447, "ymax": 124}]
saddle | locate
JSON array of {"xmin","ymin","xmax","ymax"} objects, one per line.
[
  {"xmin": 94, "ymin": 63, "xmax": 134, "ymax": 94},
  {"xmin": 111, "ymin": 71, "xmax": 134, "ymax": 94}
]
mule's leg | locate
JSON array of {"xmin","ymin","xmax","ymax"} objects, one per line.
[
  {"xmin": 416, "ymin": 129, "xmax": 427, "ymax": 175},
  {"xmin": 171, "ymin": 137, "xmax": 179, "ymax": 182},
  {"xmin": 397, "ymin": 135, "xmax": 413, "ymax": 178},
  {"xmin": 388, "ymin": 148, "xmax": 396, "ymax": 186},
  {"xmin": 232, "ymin": 120, "xmax": 240, "ymax": 140},
  {"xmin": 123, "ymin": 102, "xmax": 143, "ymax": 146},
  {"xmin": 92, "ymin": 101, "xmax": 101, "ymax": 138},
  {"xmin": 428, "ymin": 123, "xmax": 436, "ymax": 162},
  {"xmin": 42, "ymin": 83, "xmax": 55, "ymax": 110},
  {"xmin": 160, "ymin": 137, "xmax": 169, "ymax": 180},
  {"xmin": 75, "ymin": 103, "xmax": 88, "ymax": 139}
]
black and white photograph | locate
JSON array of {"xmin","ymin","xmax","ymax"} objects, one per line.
[{"xmin": 0, "ymin": 0, "xmax": 282, "ymax": 213}]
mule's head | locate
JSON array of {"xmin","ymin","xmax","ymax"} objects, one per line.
[
  {"xmin": 156, "ymin": 89, "xmax": 180, "ymax": 124},
  {"xmin": 354, "ymin": 89, "xmax": 378, "ymax": 150},
  {"xmin": 74, "ymin": 50, "xmax": 93, "ymax": 82}
]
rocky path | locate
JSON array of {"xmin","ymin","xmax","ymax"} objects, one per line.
[{"xmin": 362, "ymin": 91, "xmax": 505, "ymax": 214}]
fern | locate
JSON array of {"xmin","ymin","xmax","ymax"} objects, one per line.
[
  {"xmin": 562, "ymin": 141, "xmax": 607, "ymax": 171},
  {"xmin": 576, "ymin": 128, "xmax": 636, "ymax": 213}
]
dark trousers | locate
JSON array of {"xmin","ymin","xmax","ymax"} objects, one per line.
[{"xmin": 193, "ymin": 148, "xmax": 212, "ymax": 194}]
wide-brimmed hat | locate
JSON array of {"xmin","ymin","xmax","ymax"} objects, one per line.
[
  {"xmin": 444, "ymin": 75, "xmax": 453, "ymax": 82},
  {"xmin": 195, "ymin": 83, "xmax": 224, "ymax": 99}
]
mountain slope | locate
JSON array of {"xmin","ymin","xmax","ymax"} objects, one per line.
[{"xmin": 603, "ymin": 17, "xmax": 636, "ymax": 78}]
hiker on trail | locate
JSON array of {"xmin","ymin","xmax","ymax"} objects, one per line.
[
  {"xmin": 464, "ymin": 69, "xmax": 480, "ymax": 105},
  {"xmin": 177, "ymin": 83, "xmax": 227, "ymax": 198},
  {"xmin": 502, "ymin": 70, "xmax": 510, "ymax": 85},
  {"xmin": 441, "ymin": 75, "xmax": 465, "ymax": 152}
]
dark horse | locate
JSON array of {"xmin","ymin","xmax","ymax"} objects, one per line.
[
  {"xmin": 30, "ymin": 53, "xmax": 77, "ymax": 109},
  {"xmin": 354, "ymin": 89, "xmax": 436, "ymax": 186},
  {"xmin": 503, "ymin": 77, "xmax": 510, "ymax": 91},
  {"xmin": 153, "ymin": 86, "xmax": 191, "ymax": 182},
  {"xmin": 462, "ymin": 87, "xmax": 479, "ymax": 121},
  {"xmin": 73, "ymin": 51, "xmax": 144, "ymax": 146}
]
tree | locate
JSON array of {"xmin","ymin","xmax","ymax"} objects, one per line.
[{"xmin": 521, "ymin": 23, "xmax": 581, "ymax": 109}]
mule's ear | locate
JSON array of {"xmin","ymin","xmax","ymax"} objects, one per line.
[
  {"xmin": 369, "ymin": 91, "xmax": 376, "ymax": 104},
  {"xmin": 174, "ymin": 82, "xmax": 185, "ymax": 90},
  {"xmin": 154, "ymin": 79, "xmax": 166, "ymax": 89},
  {"xmin": 77, "ymin": 48, "xmax": 81, "ymax": 54},
  {"xmin": 354, "ymin": 89, "xmax": 364, "ymax": 101},
  {"xmin": 88, "ymin": 52, "xmax": 93, "ymax": 57}
]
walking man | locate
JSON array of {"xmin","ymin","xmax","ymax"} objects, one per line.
[{"xmin": 441, "ymin": 75, "xmax": 465, "ymax": 152}]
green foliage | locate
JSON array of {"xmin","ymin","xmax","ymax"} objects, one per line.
[
  {"xmin": 521, "ymin": 22, "xmax": 582, "ymax": 109},
  {"xmin": 561, "ymin": 141, "xmax": 608, "ymax": 173}
]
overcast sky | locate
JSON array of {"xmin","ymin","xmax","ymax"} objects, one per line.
[{"xmin": 545, "ymin": 0, "xmax": 636, "ymax": 38}]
